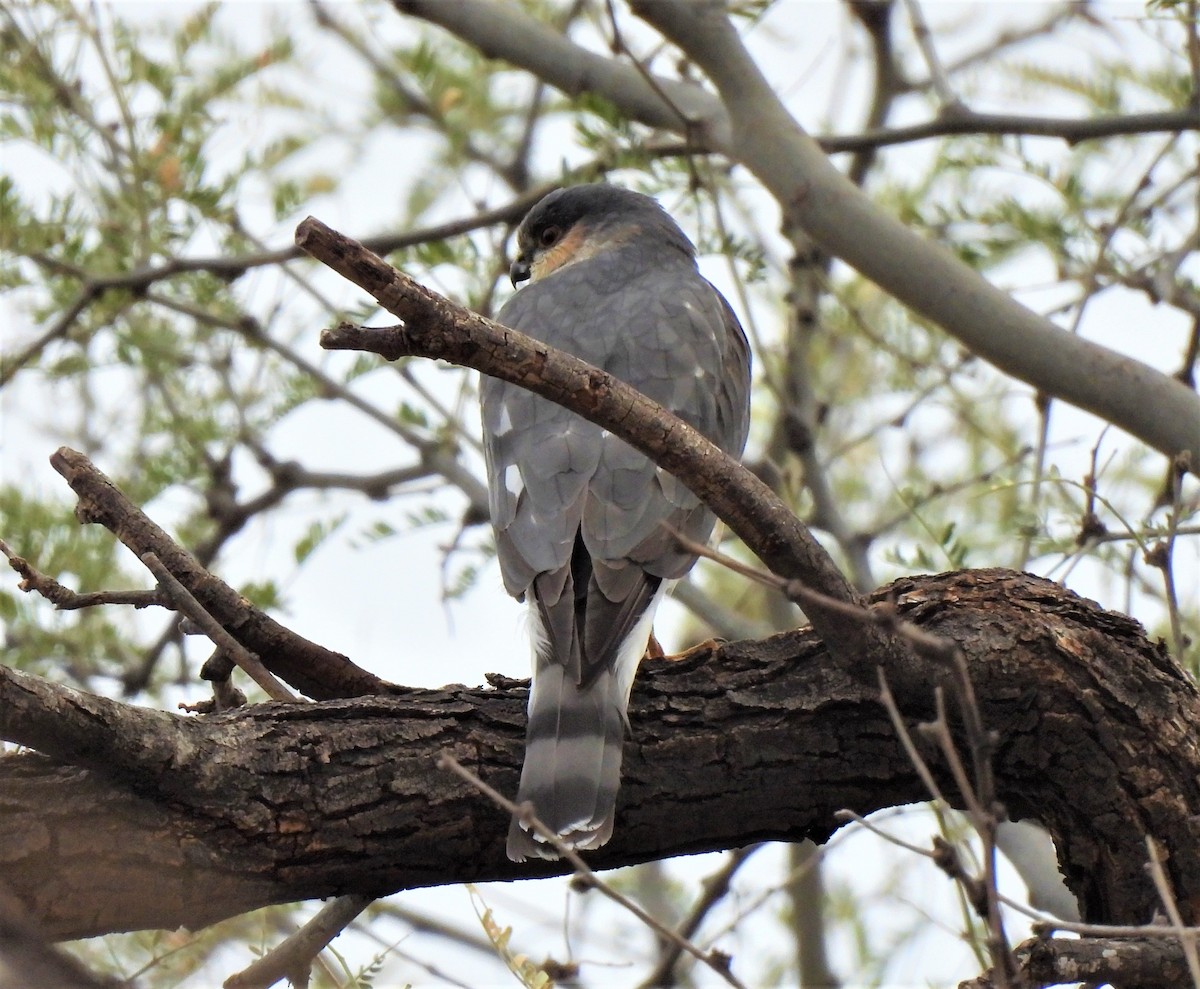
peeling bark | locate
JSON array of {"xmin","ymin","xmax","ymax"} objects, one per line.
[{"xmin": 3, "ymin": 569, "xmax": 1197, "ymax": 943}]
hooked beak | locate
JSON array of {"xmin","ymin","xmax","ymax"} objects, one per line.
[{"xmin": 509, "ymin": 255, "xmax": 532, "ymax": 287}]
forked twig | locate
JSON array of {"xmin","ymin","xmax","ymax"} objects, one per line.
[
  {"xmin": 223, "ymin": 894, "xmax": 374, "ymax": 989},
  {"xmin": 838, "ymin": 808, "xmax": 1200, "ymax": 938},
  {"xmin": 673, "ymin": 525, "xmax": 1021, "ymax": 979},
  {"xmin": 0, "ymin": 538, "xmax": 165, "ymax": 611}
]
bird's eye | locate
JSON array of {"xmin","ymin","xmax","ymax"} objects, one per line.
[{"xmin": 539, "ymin": 226, "xmax": 561, "ymax": 248}]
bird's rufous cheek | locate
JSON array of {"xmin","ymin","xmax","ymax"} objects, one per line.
[{"xmin": 530, "ymin": 225, "xmax": 590, "ymax": 280}]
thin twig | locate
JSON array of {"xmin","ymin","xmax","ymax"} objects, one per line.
[
  {"xmin": 0, "ymin": 288, "xmax": 98, "ymax": 387},
  {"xmin": 1146, "ymin": 836, "xmax": 1200, "ymax": 987},
  {"xmin": 1145, "ymin": 455, "xmax": 1190, "ymax": 663},
  {"xmin": 840, "ymin": 807, "xmax": 1200, "ymax": 949},
  {"xmin": 437, "ymin": 752, "xmax": 749, "ymax": 989},
  {"xmin": 900, "ymin": 0, "xmax": 961, "ymax": 109},
  {"xmin": 924, "ymin": 691, "xmax": 1015, "ymax": 985},
  {"xmin": 0, "ymin": 538, "xmax": 166, "ymax": 611},
  {"xmin": 604, "ymin": 0, "xmax": 698, "ymax": 145},
  {"xmin": 223, "ymin": 894, "xmax": 374, "ymax": 989},
  {"xmin": 877, "ymin": 670, "xmax": 950, "ymax": 808},
  {"xmin": 637, "ymin": 845, "xmax": 761, "ymax": 989},
  {"xmin": 140, "ymin": 553, "xmax": 299, "ymax": 703},
  {"xmin": 835, "ymin": 808, "xmax": 938, "ymax": 858},
  {"xmin": 924, "ymin": 692, "xmax": 987, "ymax": 823},
  {"xmin": 1022, "ymin": 148, "xmax": 1162, "ymax": 569},
  {"xmin": 667, "ymin": 525, "xmax": 960, "ymax": 667}
]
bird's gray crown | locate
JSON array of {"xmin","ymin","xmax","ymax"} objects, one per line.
[{"xmin": 517, "ymin": 184, "xmax": 696, "ymax": 259}]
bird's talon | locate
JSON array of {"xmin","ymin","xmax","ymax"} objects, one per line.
[{"xmin": 657, "ymin": 638, "xmax": 723, "ymax": 662}]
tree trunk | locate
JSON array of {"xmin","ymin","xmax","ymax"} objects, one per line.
[{"xmin": 2, "ymin": 569, "xmax": 1197, "ymax": 942}]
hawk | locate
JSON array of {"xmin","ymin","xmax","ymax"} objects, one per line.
[{"xmin": 481, "ymin": 184, "xmax": 752, "ymax": 860}]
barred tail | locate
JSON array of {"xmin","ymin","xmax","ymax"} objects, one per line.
[{"xmin": 505, "ymin": 661, "xmax": 626, "ymax": 862}]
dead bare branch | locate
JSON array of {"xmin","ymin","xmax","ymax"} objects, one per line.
[
  {"xmin": 47, "ymin": 447, "xmax": 390, "ymax": 701},
  {"xmin": 294, "ymin": 215, "xmax": 905, "ymax": 677}
]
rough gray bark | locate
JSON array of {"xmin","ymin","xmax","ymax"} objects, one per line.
[
  {"xmin": 0, "ymin": 890, "xmax": 119, "ymax": 989},
  {"xmin": 3, "ymin": 569, "xmax": 1198, "ymax": 947}
]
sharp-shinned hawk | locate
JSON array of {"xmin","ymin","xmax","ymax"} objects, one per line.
[{"xmin": 481, "ymin": 184, "xmax": 752, "ymax": 861}]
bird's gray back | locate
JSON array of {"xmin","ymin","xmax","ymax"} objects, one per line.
[{"xmin": 482, "ymin": 248, "xmax": 750, "ymax": 598}]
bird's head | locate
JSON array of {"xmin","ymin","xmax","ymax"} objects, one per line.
[{"xmin": 509, "ymin": 184, "xmax": 695, "ymax": 287}]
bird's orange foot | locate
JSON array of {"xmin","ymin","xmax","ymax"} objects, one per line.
[{"xmin": 645, "ymin": 637, "xmax": 723, "ymax": 663}]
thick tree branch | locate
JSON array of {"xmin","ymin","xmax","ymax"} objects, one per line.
[
  {"xmin": 630, "ymin": 0, "xmax": 1200, "ymax": 465},
  {"xmin": 0, "ymin": 895, "xmax": 120, "ymax": 989},
  {"xmin": 391, "ymin": 0, "xmax": 731, "ymax": 145},
  {"xmin": 0, "ymin": 660, "xmax": 184, "ymax": 775},
  {"xmin": 295, "ymin": 215, "xmax": 901, "ymax": 676},
  {"xmin": 966, "ymin": 934, "xmax": 1193, "ymax": 989},
  {"xmin": 397, "ymin": 0, "xmax": 1199, "ymax": 153},
  {"xmin": 3, "ymin": 570, "xmax": 1198, "ymax": 946}
]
